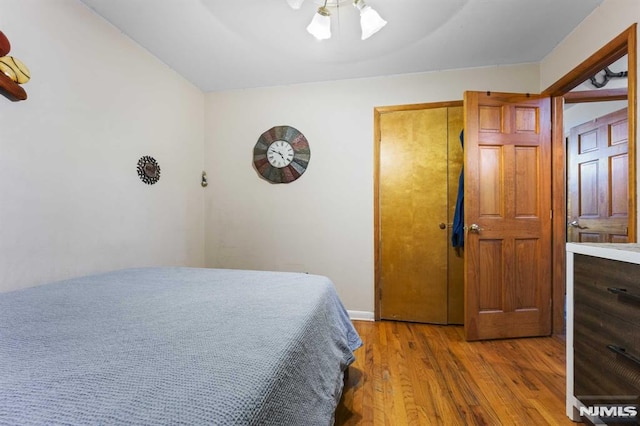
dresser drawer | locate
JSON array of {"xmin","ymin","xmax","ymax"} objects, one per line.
[
  {"xmin": 574, "ymin": 340, "xmax": 640, "ymax": 399},
  {"xmin": 575, "ymin": 254, "xmax": 640, "ymax": 324},
  {"xmin": 574, "ymin": 303, "xmax": 640, "ymax": 399}
]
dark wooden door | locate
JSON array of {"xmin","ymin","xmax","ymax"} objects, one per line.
[
  {"xmin": 567, "ymin": 108, "xmax": 629, "ymax": 243},
  {"xmin": 463, "ymin": 91, "xmax": 552, "ymax": 340}
]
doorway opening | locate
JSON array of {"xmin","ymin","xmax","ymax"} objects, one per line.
[{"xmin": 543, "ymin": 24, "xmax": 637, "ymax": 334}]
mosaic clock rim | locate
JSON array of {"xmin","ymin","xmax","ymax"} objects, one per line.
[{"xmin": 253, "ymin": 125, "xmax": 311, "ymax": 184}]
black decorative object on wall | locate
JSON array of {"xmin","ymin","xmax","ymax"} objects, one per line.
[{"xmin": 137, "ymin": 156, "xmax": 161, "ymax": 185}]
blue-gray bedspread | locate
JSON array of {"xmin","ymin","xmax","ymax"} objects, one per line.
[{"xmin": 0, "ymin": 267, "xmax": 362, "ymax": 425}]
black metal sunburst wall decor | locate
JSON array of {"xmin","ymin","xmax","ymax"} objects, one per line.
[{"xmin": 137, "ymin": 156, "xmax": 161, "ymax": 185}]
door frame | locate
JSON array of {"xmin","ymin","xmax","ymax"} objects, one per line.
[
  {"xmin": 373, "ymin": 100, "xmax": 463, "ymax": 320},
  {"xmin": 542, "ymin": 24, "xmax": 637, "ymax": 334}
]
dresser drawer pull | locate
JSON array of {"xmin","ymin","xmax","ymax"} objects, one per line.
[
  {"xmin": 607, "ymin": 345, "xmax": 640, "ymax": 367},
  {"xmin": 606, "ymin": 287, "xmax": 640, "ymax": 302}
]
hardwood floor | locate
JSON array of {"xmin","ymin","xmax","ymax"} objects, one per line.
[{"xmin": 335, "ymin": 320, "xmax": 580, "ymax": 425}]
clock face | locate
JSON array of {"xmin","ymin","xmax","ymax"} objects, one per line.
[
  {"xmin": 253, "ymin": 126, "xmax": 311, "ymax": 184},
  {"xmin": 267, "ymin": 140, "xmax": 294, "ymax": 168}
]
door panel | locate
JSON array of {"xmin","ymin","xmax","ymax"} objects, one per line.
[
  {"xmin": 611, "ymin": 154, "xmax": 629, "ymax": 215},
  {"xmin": 515, "ymin": 147, "xmax": 539, "ymax": 216},
  {"xmin": 567, "ymin": 108, "xmax": 629, "ymax": 242},
  {"xmin": 515, "ymin": 238, "xmax": 538, "ymax": 308},
  {"xmin": 478, "ymin": 147, "xmax": 503, "ymax": 215},
  {"xmin": 464, "ymin": 91, "xmax": 552, "ymax": 341}
]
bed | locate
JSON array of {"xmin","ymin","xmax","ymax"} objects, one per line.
[{"xmin": 0, "ymin": 267, "xmax": 362, "ymax": 425}]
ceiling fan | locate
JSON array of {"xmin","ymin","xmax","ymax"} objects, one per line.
[{"xmin": 286, "ymin": 0, "xmax": 387, "ymax": 40}]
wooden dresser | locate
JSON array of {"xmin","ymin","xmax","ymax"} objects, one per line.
[{"xmin": 566, "ymin": 243, "xmax": 640, "ymax": 424}]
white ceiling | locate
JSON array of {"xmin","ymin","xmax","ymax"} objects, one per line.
[{"xmin": 78, "ymin": 0, "xmax": 604, "ymax": 92}]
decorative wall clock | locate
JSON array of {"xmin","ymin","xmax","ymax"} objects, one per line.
[
  {"xmin": 253, "ymin": 125, "xmax": 311, "ymax": 183},
  {"xmin": 137, "ymin": 156, "xmax": 161, "ymax": 185}
]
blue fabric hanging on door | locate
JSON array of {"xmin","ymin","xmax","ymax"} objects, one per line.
[{"xmin": 451, "ymin": 130, "xmax": 464, "ymax": 248}]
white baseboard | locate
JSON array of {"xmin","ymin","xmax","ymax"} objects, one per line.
[{"xmin": 347, "ymin": 310, "xmax": 374, "ymax": 321}]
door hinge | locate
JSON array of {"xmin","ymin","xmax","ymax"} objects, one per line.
[{"xmin": 550, "ymin": 209, "xmax": 553, "ymax": 219}]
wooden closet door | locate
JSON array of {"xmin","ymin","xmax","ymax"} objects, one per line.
[
  {"xmin": 379, "ymin": 107, "xmax": 450, "ymax": 323},
  {"xmin": 447, "ymin": 106, "xmax": 464, "ymax": 324}
]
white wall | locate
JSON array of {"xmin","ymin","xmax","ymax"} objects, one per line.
[
  {"xmin": 204, "ymin": 64, "xmax": 540, "ymax": 314},
  {"xmin": 540, "ymin": 0, "xmax": 639, "ymax": 235},
  {"xmin": 5, "ymin": 0, "xmax": 629, "ymax": 313},
  {"xmin": 0, "ymin": 0, "xmax": 205, "ymax": 292},
  {"xmin": 564, "ymin": 101, "xmax": 627, "ymax": 136},
  {"xmin": 540, "ymin": 0, "xmax": 638, "ymax": 90}
]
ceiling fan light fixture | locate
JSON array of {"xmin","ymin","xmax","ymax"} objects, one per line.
[
  {"xmin": 286, "ymin": 0, "xmax": 305, "ymax": 10},
  {"xmin": 306, "ymin": 6, "xmax": 332, "ymax": 40},
  {"xmin": 353, "ymin": 0, "xmax": 387, "ymax": 40}
]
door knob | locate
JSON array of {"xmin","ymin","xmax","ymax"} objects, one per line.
[
  {"xmin": 468, "ymin": 223, "xmax": 483, "ymax": 233},
  {"xmin": 439, "ymin": 223, "xmax": 446, "ymax": 229},
  {"xmin": 569, "ymin": 220, "xmax": 588, "ymax": 229}
]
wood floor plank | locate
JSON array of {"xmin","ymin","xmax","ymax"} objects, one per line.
[{"xmin": 335, "ymin": 320, "xmax": 580, "ymax": 425}]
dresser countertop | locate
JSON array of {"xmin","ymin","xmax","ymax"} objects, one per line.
[{"xmin": 566, "ymin": 243, "xmax": 640, "ymax": 265}]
